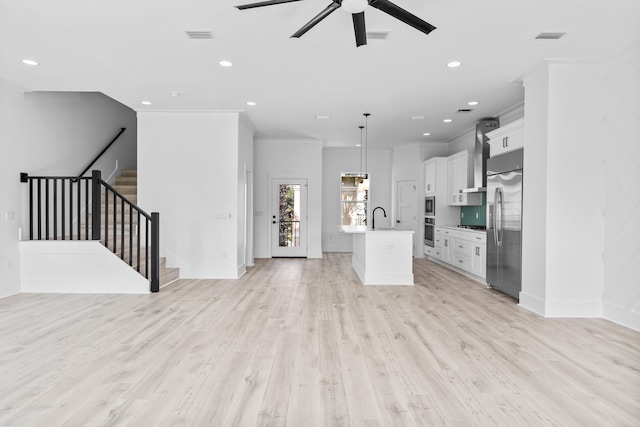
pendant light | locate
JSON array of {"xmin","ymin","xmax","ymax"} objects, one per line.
[
  {"xmin": 357, "ymin": 125, "xmax": 366, "ymax": 193},
  {"xmin": 361, "ymin": 113, "xmax": 370, "ymax": 191}
]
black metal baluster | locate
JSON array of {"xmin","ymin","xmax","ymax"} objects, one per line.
[
  {"xmin": 61, "ymin": 180, "xmax": 66, "ymax": 240},
  {"xmin": 129, "ymin": 204, "xmax": 133, "ymax": 266},
  {"xmin": 37, "ymin": 179, "xmax": 42, "ymax": 240},
  {"xmin": 45, "ymin": 179, "xmax": 49, "ymax": 240},
  {"xmin": 76, "ymin": 178, "xmax": 81, "ymax": 239},
  {"xmin": 29, "ymin": 178, "xmax": 34, "ymax": 240},
  {"xmin": 53, "ymin": 179, "xmax": 58, "ymax": 240},
  {"xmin": 104, "ymin": 187, "xmax": 109, "ymax": 249},
  {"xmin": 112, "ymin": 191, "xmax": 117, "ymax": 254},
  {"xmin": 69, "ymin": 180, "xmax": 73, "ymax": 239},
  {"xmin": 136, "ymin": 211, "xmax": 141, "ymax": 272},
  {"xmin": 120, "ymin": 198, "xmax": 125, "ymax": 260},
  {"xmin": 145, "ymin": 219, "xmax": 149, "ymax": 279},
  {"xmin": 85, "ymin": 178, "xmax": 89, "ymax": 240}
]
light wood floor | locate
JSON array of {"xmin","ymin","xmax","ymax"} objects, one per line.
[{"xmin": 1, "ymin": 253, "xmax": 638, "ymax": 426}]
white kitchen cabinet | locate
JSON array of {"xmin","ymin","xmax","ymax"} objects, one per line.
[
  {"xmin": 424, "ymin": 159, "xmax": 437, "ymax": 195},
  {"xmin": 486, "ymin": 118, "xmax": 524, "ymax": 158},
  {"xmin": 447, "ymin": 150, "xmax": 482, "ymax": 206},
  {"xmin": 430, "ymin": 226, "xmax": 486, "ymax": 279}
]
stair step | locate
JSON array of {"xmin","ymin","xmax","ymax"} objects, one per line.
[
  {"xmin": 115, "ymin": 176, "xmax": 137, "ymax": 185},
  {"xmin": 120, "ymin": 170, "xmax": 137, "ymax": 177},
  {"xmin": 160, "ymin": 268, "xmax": 180, "ymax": 287},
  {"xmin": 100, "ymin": 193, "xmax": 138, "ymax": 209}
]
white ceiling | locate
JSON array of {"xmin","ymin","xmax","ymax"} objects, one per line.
[{"xmin": 1, "ymin": 0, "xmax": 639, "ymax": 148}]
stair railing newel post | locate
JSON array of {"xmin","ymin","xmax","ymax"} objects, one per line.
[
  {"xmin": 91, "ymin": 170, "xmax": 102, "ymax": 241},
  {"xmin": 150, "ymin": 212, "xmax": 160, "ymax": 293}
]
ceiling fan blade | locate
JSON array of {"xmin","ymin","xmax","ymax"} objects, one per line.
[
  {"xmin": 235, "ymin": 0, "xmax": 303, "ymax": 11},
  {"xmin": 352, "ymin": 12, "xmax": 367, "ymax": 47},
  {"xmin": 369, "ymin": 0, "xmax": 436, "ymax": 35},
  {"xmin": 291, "ymin": 2, "xmax": 340, "ymax": 38}
]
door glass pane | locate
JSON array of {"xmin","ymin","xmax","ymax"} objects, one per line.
[{"xmin": 278, "ymin": 184, "xmax": 301, "ymax": 247}]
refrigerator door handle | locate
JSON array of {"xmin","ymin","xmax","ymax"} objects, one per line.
[
  {"xmin": 496, "ymin": 187, "xmax": 503, "ymax": 246},
  {"xmin": 493, "ymin": 187, "xmax": 499, "ymax": 246}
]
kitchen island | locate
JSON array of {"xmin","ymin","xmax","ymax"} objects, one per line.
[{"xmin": 347, "ymin": 227, "xmax": 414, "ymax": 285}]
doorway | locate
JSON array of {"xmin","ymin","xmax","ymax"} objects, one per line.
[
  {"xmin": 395, "ymin": 179, "xmax": 417, "ymax": 252},
  {"xmin": 271, "ymin": 179, "xmax": 308, "ymax": 257}
]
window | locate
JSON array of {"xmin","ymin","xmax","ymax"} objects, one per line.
[{"xmin": 341, "ymin": 173, "xmax": 368, "ymax": 227}]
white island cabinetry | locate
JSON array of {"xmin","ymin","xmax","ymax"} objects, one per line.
[{"xmin": 351, "ymin": 229, "xmax": 414, "ymax": 285}]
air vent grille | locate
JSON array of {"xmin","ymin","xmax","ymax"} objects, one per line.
[
  {"xmin": 367, "ymin": 31, "xmax": 390, "ymax": 40},
  {"xmin": 535, "ymin": 32, "xmax": 566, "ymax": 40},
  {"xmin": 185, "ymin": 30, "xmax": 215, "ymax": 39}
]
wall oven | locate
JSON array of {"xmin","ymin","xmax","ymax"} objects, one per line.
[
  {"xmin": 424, "ymin": 217, "xmax": 435, "ymax": 247},
  {"xmin": 425, "ymin": 196, "xmax": 435, "ymax": 216}
]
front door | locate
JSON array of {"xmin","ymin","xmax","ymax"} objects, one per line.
[{"xmin": 271, "ymin": 179, "xmax": 308, "ymax": 257}]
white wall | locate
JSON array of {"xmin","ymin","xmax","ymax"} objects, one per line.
[
  {"xmin": 19, "ymin": 241, "xmax": 148, "ymax": 294},
  {"xmin": 521, "ymin": 62, "xmax": 606, "ymax": 318},
  {"xmin": 238, "ymin": 116, "xmax": 254, "ymax": 270},
  {"xmin": 137, "ymin": 112, "xmax": 248, "ymax": 279},
  {"xmin": 322, "ymin": 147, "xmax": 392, "ymax": 252},
  {"xmin": 0, "ymin": 80, "xmax": 137, "ymax": 298},
  {"xmin": 253, "ymin": 140, "xmax": 323, "ymax": 258},
  {"xmin": 601, "ymin": 47, "xmax": 640, "ymax": 330}
]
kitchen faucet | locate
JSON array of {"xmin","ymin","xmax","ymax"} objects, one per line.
[{"xmin": 372, "ymin": 206, "xmax": 387, "ymax": 229}]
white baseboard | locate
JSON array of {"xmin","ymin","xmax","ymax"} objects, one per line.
[
  {"xmin": 519, "ymin": 292, "xmax": 546, "ymax": 316},
  {"xmin": 603, "ymin": 302, "xmax": 640, "ymax": 332}
]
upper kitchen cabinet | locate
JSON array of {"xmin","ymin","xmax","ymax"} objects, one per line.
[
  {"xmin": 447, "ymin": 150, "xmax": 482, "ymax": 206},
  {"xmin": 424, "ymin": 158, "xmax": 437, "ymax": 195},
  {"xmin": 486, "ymin": 118, "xmax": 524, "ymax": 158}
]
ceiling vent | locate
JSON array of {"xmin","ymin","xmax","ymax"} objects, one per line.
[
  {"xmin": 366, "ymin": 30, "xmax": 391, "ymax": 40},
  {"xmin": 535, "ymin": 32, "xmax": 566, "ymax": 40},
  {"xmin": 457, "ymin": 109, "xmax": 474, "ymax": 113},
  {"xmin": 185, "ymin": 30, "xmax": 215, "ymax": 39}
]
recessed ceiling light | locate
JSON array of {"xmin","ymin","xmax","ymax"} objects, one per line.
[
  {"xmin": 141, "ymin": 101, "xmax": 152, "ymax": 106},
  {"xmin": 22, "ymin": 59, "xmax": 39, "ymax": 66},
  {"xmin": 219, "ymin": 60, "xmax": 233, "ymax": 67},
  {"xmin": 468, "ymin": 101, "xmax": 479, "ymax": 106},
  {"xmin": 246, "ymin": 101, "xmax": 257, "ymax": 106},
  {"xmin": 423, "ymin": 133, "xmax": 431, "ymax": 136},
  {"xmin": 443, "ymin": 119, "xmax": 453, "ymax": 123},
  {"xmin": 410, "ymin": 116, "xmax": 425, "ymax": 120},
  {"xmin": 170, "ymin": 92, "xmax": 180, "ymax": 97},
  {"xmin": 356, "ymin": 144, "xmax": 362, "ymax": 147},
  {"xmin": 446, "ymin": 61, "xmax": 462, "ymax": 68},
  {"xmin": 316, "ymin": 115, "xmax": 331, "ymax": 119}
]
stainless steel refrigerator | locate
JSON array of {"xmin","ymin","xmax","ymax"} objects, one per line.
[{"xmin": 486, "ymin": 148, "xmax": 523, "ymax": 300}]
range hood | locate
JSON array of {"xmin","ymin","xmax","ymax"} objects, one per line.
[{"xmin": 461, "ymin": 119, "xmax": 500, "ymax": 193}]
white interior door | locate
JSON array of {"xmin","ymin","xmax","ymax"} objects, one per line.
[
  {"xmin": 271, "ymin": 179, "xmax": 308, "ymax": 257},
  {"xmin": 395, "ymin": 180, "xmax": 417, "ymax": 250}
]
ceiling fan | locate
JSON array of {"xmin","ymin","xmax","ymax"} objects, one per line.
[{"xmin": 235, "ymin": 0, "xmax": 436, "ymax": 47}]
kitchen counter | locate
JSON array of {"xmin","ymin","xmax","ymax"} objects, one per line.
[{"xmin": 351, "ymin": 229, "xmax": 414, "ymax": 285}]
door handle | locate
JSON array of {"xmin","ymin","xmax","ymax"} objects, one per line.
[{"xmin": 397, "ymin": 220, "xmax": 400, "ymax": 223}]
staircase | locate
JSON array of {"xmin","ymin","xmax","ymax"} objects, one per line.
[{"xmin": 108, "ymin": 170, "xmax": 180, "ymax": 287}]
